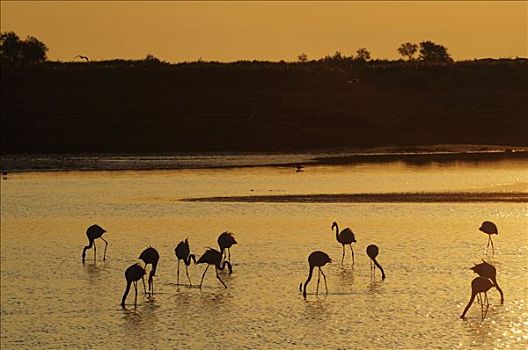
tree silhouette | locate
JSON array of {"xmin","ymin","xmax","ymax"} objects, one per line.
[
  {"xmin": 418, "ymin": 41, "xmax": 452, "ymax": 63},
  {"xmin": 298, "ymin": 53, "xmax": 308, "ymax": 62},
  {"xmin": 0, "ymin": 31, "xmax": 48, "ymax": 65},
  {"xmin": 397, "ymin": 42, "xmax": 418, "ymax": 61},
  {"xmin": 0, "ymin": 31, "xmax": 21, "ymax": 65},
  {"xmin": 355, "ymin": 48, "xmax": 371, "ymax": 62}
]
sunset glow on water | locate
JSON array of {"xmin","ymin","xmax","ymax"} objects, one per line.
[{"xmin": 1, "ymin": 159, "xmax": 527, "ymax": 349}]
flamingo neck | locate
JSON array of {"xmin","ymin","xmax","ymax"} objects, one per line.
[
  {"xmin": 185, "ymin": 254, "xmax": 196, "ymax": 266},
  {"xmin": 334, "ymin": 224, "xmax": 339, "ymax": 242},
  {"xmin": 303, "ymin": 265, "xmax": 315, "ymax": 297}
]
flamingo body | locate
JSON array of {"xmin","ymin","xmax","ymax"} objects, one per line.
[
  {"xmin": 197, "ymin": 248, "xmax": 232, "ymax": 288},
  {"xmin": 121, "ymin": 263, "xmax": 146, "ymax": 307},
  {"xmin": 139, "ymin": 247, "xmax": 159, "ymax": 296},
  {"xmin": 300, "ymin": 251, "xmax": 332, "ymax": 297},
  {"xmin": 175, "ymin": 239, "xmax": 196, "ymax": 285},
  {"xmin": 81, "ymin": 224, "xmax": 108, "ymax": 263}
]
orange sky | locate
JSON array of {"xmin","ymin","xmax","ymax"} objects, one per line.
[{"xmin": 1, "ymin": 1, "xmax": 526, "ymax": 62}]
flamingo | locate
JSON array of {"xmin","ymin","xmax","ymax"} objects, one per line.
[
  {"xmin": 299, "ymin": 251, "xmax": 332, "ymax": 297},
  {"xmin": 81, "ymin": 224, "xmax": 108, "ymax": 263},
  {"xmin": 217, "ymin": 231, "xmax": 237, "ymax": 263},
  {"xmin": 139, "ymin": 247, "xmax": 159, "ymax": 297},
  {"xmin": 120, "ymin": 263, "xmax": 146, "ymax": 308},
  {"xmin": 470, "ymin": 260, "xmax": 504, "ymax": 304},
  {"xmin": 196, "ymin": 248, "xmax": 232, "ymax": 289},
  {"xmin": 460, "ymin": 276, "xmax": 494, "ymax": 319},
  {"xmin": 332, "ymin": 222, "xmax": 356, "ymax": 265},
  {"xmin": 366, "ymin": 244, "xmax": 386, "ymax": 280},
  {"xmin": 175, "ymin": 239, "xmax": 196, "ymax": 286},
  {"xmin": 479, "ymin": 221, "xmax": 498, "ymax": 255}
]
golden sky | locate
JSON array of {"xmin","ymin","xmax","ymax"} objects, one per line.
[{"xmin": 1, "ymin": 1, "xmax": 526, "ymax": 62}]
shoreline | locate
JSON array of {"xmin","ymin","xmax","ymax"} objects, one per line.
[
  {"xmin": 183, "ymin": 192, "xmax": 528, "ymax": 203},
  {"xmin": 1, "ymin": 145, "xmax": 527, "ymax": 173}
]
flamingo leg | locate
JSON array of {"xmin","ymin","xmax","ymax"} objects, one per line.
[
  {"xmin": 228, "ymin": 248, "xmax": 231, "ymax": 263},
  {"xmin": 185, "ymin": 264, "xmax": 192, "ymax": 286},
  {"xmin": 349, "ymin": 244, "xmax": 355, "ymax": 266},
  {"xmin": 215, "ymin": 267, "xmax": 227, "ymax": 288},
  {"xmin": 320, "ymin": 268, "xmax": 328, "ymax": 295},
  {"xmin": 142, "ymin": 274, "xmax": 147, "ymax": 295},
  {"xmin": 316, "ymin": 268, "xmax": 321, "ymax": 295},
  {"xmin": 199, "ymin": 265, "xmax": 209, "ymax": 288},
  {"xmin": 100, "ymin": 237, "xmax": 108, "ymax": 261},
  {"xmin": 93, "ymin": 241, "xmax": 97, "ymax": 262},
  {"xmin": 177, "ymin": 260, "xmax": 180, "ymax": 286},
  {"xmin": 489, "ymin": 236, "xmax": 495, "ymax": 255},
  {"xmin": 133, "ymin": 281, "xmax": 138, "ymax": 307},
  {"xmin": 341, "ymin": 245, "xmax": 345, "ymax": 265}
]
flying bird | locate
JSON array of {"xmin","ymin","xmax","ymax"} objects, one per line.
[
  {"xmin": 366, "ymin": 244, "xmax": 386, "ymax": 280},
  {"xmin": 479, "ymin": 221, "xmax": 498, "ymax": 255},
  {"xmin": 175, "ymin": 239, "xmax": 196, "ymax": 286},
  {"xmin": 299, "ymin": 251, "xmax": 332, "ymax": 297},
  {"xmin": 75, "ymin": 55, "xmax": 90, "ymax": 62},
  {"xmin": 332, "ymin": 222, "xmax": 357, "ymax": 265},
  {"xmin": 460, "ymin": 276, "xmax": 494, "ymax": 320},
  {"xmin": 81, "ymin": 224, "xmax": 108, "ymax": 263},
  {"xmin": 217, "ymin": 231, "xmax": 237, "ymax": 263},
  {"xmin": 139, "ymin": 247, "xmax": 159, "ymax": 297},
  {"xmin": 121, "ymin": 263, "xmax": 146, "ymax": 308},
  {"xmin": 196, "ymin": 248, "xmax": 232, "ymax": 289},
  {"xmin": 470, "ymin": 260, "xmax": 504, "ymax": 304}
]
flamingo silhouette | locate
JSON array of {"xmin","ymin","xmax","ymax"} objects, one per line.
[
  {"xmin": 299, "ymin": 251, "xmax": 332, "ymax": 297},
  {"xmin": 217, "ymin": 231, "xmax": 237, "ymax": 263},
  {"xmin": 366, "ymin": 244, "xmax": 386, "ymax": 280},
  {"xmin": 75, "ymin": 55, "xmax": 89, "ymax": 62},
  {"xmin": 470, "ymin": 260, "xmax": 504, "ymax": 304},
  {"xmin": 460, "ymin": 276, "xmax": 494, "ymax": 319},
  {"xmin": 121, "ymin": 263, "xmax": 146, "ymax": 308},
  {"xmin": 175, "ymin": 239, "xmax": 196, "ymax": 286},
  {"xmin": 139, "ymin": 247, "xmax": 159, "ymax": 297},
  {"xmin": 479, "ymin": 221, "xmax": 498, "ymax": 255},
  {"xmin": 81, "ymin": 224, "xmax": 108, "ymax": 263},
  {"xmin": 196, "ymin": 248, "xmax": 232, "ymax": 288},
  {"xmin": 332, "ymin": 222, "xmax": 356, "ymax": 265}
]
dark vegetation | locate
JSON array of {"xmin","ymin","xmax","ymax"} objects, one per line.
[{"xmin": 1, "ymin": 33, "xmax": 527, "ymax": 154}]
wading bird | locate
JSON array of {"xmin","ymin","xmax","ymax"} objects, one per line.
[
  {"xmin": 479, "ymin": 221, "xmax": 498, "ymax": 255},
  {"xmin": 121, "ymin": 263, "xmax": 146, "ymax": 308},
  {"xmin": 81, "ymin": 224, "xmax": 108, "ymax": 263},
  {"xmin": 218, "ymin": 231, "xmax": 237, "ymax": 263},
  {"xmin": 299, "ymin": 251, "xmax": 332, "ymax": 298},
  {"xmin": 175, "ymin": 239, "xmax": 196, "ymax": 286},
  {"xmin": 366, "ymin": 244, "xmax": 386, "ymax": 280},
  {"xmin": 470, "ymin": 260, "xmax": 504, "ymax": 304},
  {"xmin": 460, "ymin": 276, "xmax": 494, "ymax": 320},
  {"xmin": 139, "ymin": 247, "xmax": 159, "ymax": 297},
  {"xmin": 196, "ymin": 248, "xmax": 232, "ymax": 289},
  {"xmin": 332, "ymin": 222, "xmax": 357, "ymax": 265},
  {"xmin": 75, "ymin": 55, "xmax": 89, "ymax": 62}
]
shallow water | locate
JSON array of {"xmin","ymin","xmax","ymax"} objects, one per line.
[{"xmin": 1, "ymin": 159, "xmax": 527, "ymax": 349}]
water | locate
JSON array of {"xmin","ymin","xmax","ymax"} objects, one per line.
[{"xmin": 1, "ymin": 158, "xmax": 527, "ymax": 349}]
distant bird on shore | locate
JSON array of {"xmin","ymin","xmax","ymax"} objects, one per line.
[
  {"xmin": 139, "ymin": 247, "xmax": 159, "ymax": 297},
  {"xmin": 196, "ymin": 248, "xmax": 232, "ymax": 289},
  {"xmin": 460, "ymin": 276, "xmax": 494, "ymax": 320},
  {"xmin": 75, "ymin": 55, "xmax": 89, "ymax": 62},
  {"xmin": 479, "ymin": 221, "xmax": 498, "ymax": 255},
  {"xmin": 299, "ymin": 251, "xmax": 332, "ymax": 298},
  {"xmin": 366, "ymin": 244, "xmax": 385, "ymax": 280},
  {"xmin": 81, "ymin": 224, "xmax": 108, "ymax": 263},
  {"xmin": 121, "ymin": 263, "xmax": 146, "ymax": 308},
  {"xmin": 175, "ymin": 239, "xmax": 196, "ymax": 286},
  {"xmin": 332, "ymin": 222, "xmax": 356, "ymax": 265},
  {"xmin": 2, "ymin": 171, "xmax": 7, "ymax": 180},
  {"xmin": 218, "ymin": 231, "xmax": 237, "ymax": 263},
  {"xmin": 296, "ymin": 164, "xmax": 304, "ymax": 172},
  {"xmin": 470, "ymin": 260, "xmax": 504, "ymax": 304}
]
